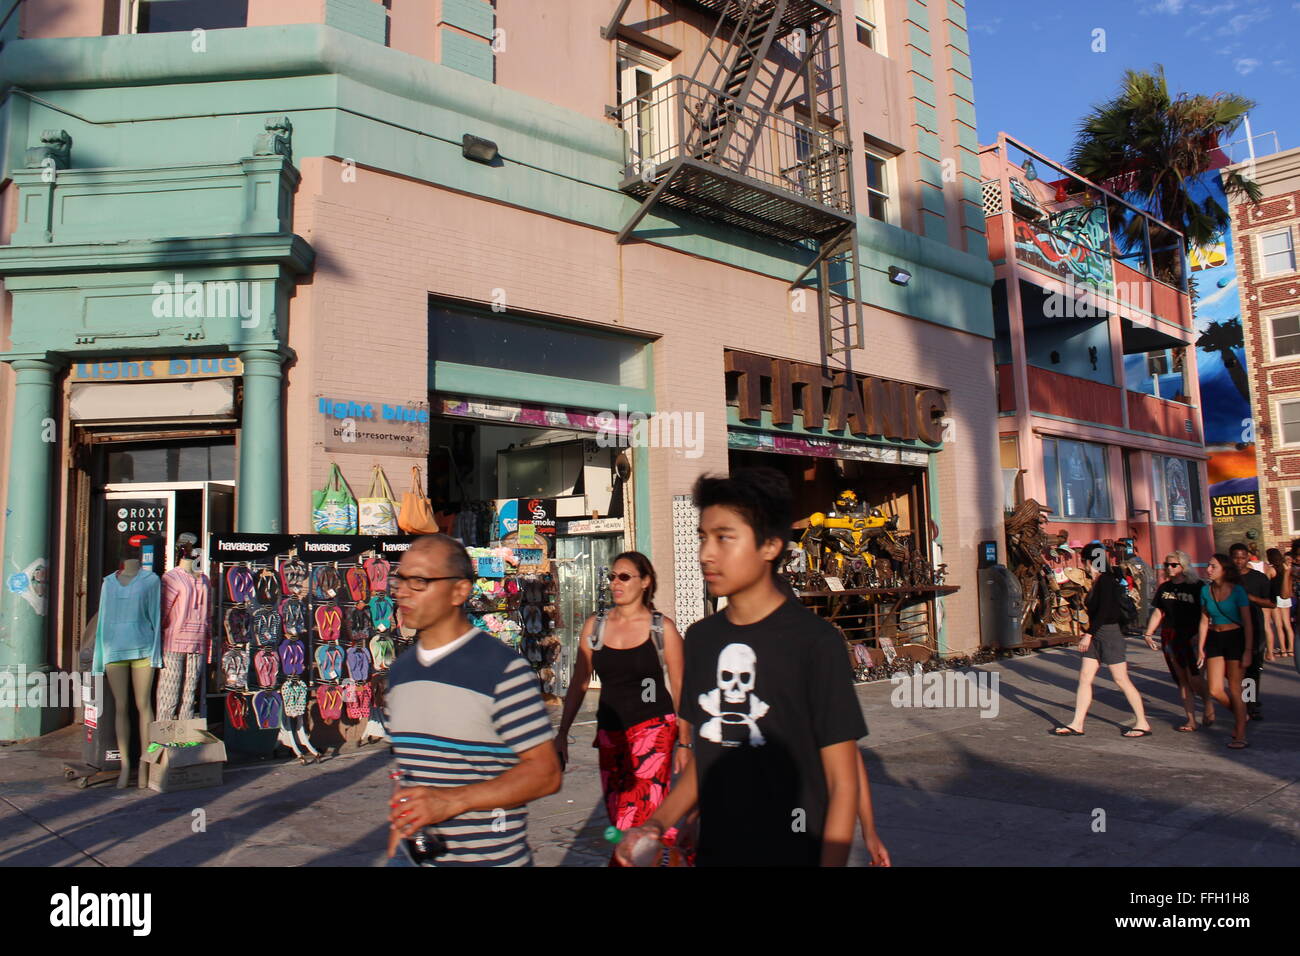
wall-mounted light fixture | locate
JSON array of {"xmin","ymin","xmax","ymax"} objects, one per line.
[
  {"xmin": 462, "ymin": 134, "xmax": 499, "ymax": 164},
  {"xmin": 1022, "ymin": 158, "xmax": 1038, "ymax": 181},
  {"xmin": 888, "ymin": 265, "xmax": 912, "ymax": 286}
]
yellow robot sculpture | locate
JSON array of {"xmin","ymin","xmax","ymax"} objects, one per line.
[{"xmin": 800, "ymin": 490, "xmax": 899, "ymax": 584}]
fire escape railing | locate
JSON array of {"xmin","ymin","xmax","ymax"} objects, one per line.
[{"xmin": 614, "ymin": 74, "xmax": 853, "ymax": 215}]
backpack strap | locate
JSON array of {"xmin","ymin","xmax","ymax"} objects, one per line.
[
  {"xmin": 588, "ymin": 609, "xmax": 608, "ymax": 651},
  {"xmin": 650, "ymin": 611, "xmax": 666, "ymax": 673}
]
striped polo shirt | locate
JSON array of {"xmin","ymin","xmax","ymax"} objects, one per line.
[{"xmin": 386, "ymin": 630, "xmax": 554, "ymax": 867}]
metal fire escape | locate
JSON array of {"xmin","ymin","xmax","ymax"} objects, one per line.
[{"xmin": 606, "ymin": 0, "xmax": 865, "ymax": 356}]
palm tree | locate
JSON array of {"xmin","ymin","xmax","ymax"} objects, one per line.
[{"xmin": 1069, "ymin": 66, "xmax": 1261, "ymax": 251}]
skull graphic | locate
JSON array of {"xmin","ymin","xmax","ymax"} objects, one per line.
[
  {"xmin": 718, "ymin": 643, "xmax": 757, "ymax": 704},
  {"xmin": 698, "ymin": 642, "xmax": 769, "ymax": 747}
]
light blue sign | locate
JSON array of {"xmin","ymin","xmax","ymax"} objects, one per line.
[{"xmin": 7, "ymin": 572, "xmax": 30, "ymax": 594}]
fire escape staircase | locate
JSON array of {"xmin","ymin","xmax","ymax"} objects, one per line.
[{"xmin": 605, "ymin": 0, "xmax": 865, "ymax": 356}]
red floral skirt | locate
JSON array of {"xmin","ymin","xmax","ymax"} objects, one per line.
[{"xmin": 595, "ymin": 713, "xmax": 692, "ymax": 864}]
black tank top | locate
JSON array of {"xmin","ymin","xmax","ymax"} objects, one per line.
[{"xmin": 593, "ymin": 637, "xmax": 672, "ymax": 732}]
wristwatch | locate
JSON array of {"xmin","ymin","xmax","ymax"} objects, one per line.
[{"xmin": 675, "ymin": 742, "xmax": 693, "ymax": 750}]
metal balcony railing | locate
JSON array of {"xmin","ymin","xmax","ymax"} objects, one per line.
[{"xmin": 615, "ymin": 75, "xmax": 853, "ymax": 218}]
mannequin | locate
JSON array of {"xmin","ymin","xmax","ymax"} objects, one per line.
[
  {"xmin": 158, "ymin": 535, "xmax": 212, "ymax": 722},
  {"xmin": 92, "ymin": 546, "xmax": 162, "ymax": 788}
]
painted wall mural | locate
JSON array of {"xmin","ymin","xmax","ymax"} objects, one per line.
[
  {"xmin": 1013, "ymin": 199, "xmax": 1114, "ymax": 294},
  {"xmin": 1190, "ymin": 173, "xmax": 1261, "ymax": 552}
]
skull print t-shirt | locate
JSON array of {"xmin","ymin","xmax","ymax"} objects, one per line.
[{"xmin": 680, "ymin": 597, "xmax": 867, "ymax": 866}]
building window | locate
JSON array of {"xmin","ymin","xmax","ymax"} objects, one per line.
[
  {"xmin": 1043, "ymin": 437, "xmax": 1111, "ymax": 520},
  {"xmin": 1146, "ymin": 351, "xmax": 1170, "ymax": 376},
  {"xmin": 1270, "ymin": 314, "xmax": 1300, "ymax": 359},
  {"xmin": 864, "ymin": 148, "xmax": 891, "ymax": 222},
  {"xmin": 134, "ymin": 0, "xmax": 248, "ymax": 33},
  {"xmin": 855, "ymin": 0, "xmax": 881, "ymax": 50},
  {"xmin": 1290, "ymin": 488, "xmax": 1300, "ymax": 534},
  {"xmin": 1278, "ymin": 399, "xmax": 1300, "ymax": 445},
  {"xmin": 1261, "ymin": 229, "xmax": 1296, "ymax": 276},
  {"xmin": 1151, "ymin": 455, "xmax": 1202, "ymax": 523}
]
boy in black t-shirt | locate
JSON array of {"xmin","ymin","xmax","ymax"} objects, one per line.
[{"xmin": 616, "ymin": 468, "xmax": 866, "ymax": 866}]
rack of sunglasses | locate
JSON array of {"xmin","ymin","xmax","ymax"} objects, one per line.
[{"xmin": 209, "ymin": 533, "xmax": 419, "ymax": 746}]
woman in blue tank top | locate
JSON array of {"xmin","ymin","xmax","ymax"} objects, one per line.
[{"xmin": 1198, "ymin": 554, "xmax": 1254, "ymax": 749}]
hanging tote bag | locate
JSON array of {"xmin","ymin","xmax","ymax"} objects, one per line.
[
  {"xmin": 359, "ymin": 465, "xmax": 400, "ymax": 535},
  {"xmin": 312, "ymin": 463, "xmax": 358, "ymax": 535},
  {"xmin": 398, "ymin": 466, "xmax": 440, "ymax": 535}
]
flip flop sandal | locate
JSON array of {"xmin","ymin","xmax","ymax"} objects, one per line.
[
  {"xmin": 253, "ymin": 690, "xmax": 283, "ymax": 730},
  {"xmin": 282, "ymin": 679, "xmax": 308, "ymax": 718},
  {"xmin": 280, "ymin": 556, "xmax": 309, "ymax": 597},
  {"xmin": 226, "ymin": 692, "xmax": 249, "ymax": 730},
  {"xmin": 345, "ymin": 566, "xmax": 370, "ymax": 603},
  {"xmin": 279, "ymin": 597, "xmax": 307, "ymax": 637},
  {"xmin": 346, "ymin": 645, "xmax": 371, "ymax": 682},
  {"xmin": 1227, "ymin": 738, "xmax": 1249, "ymax": 749},
  {"xmin": 1051, "ymin": 726, "xmax": 1085, "ymax": 736},
  {"xmin": 315, "ymin": 643, "xmax": 344, "ymax": 681},
  {"xmin": 255, "ymin": 568, "xmax": 281, "ymax": 605},
  {"xmin": 225, "ymin": 565, "xmax": 255, "ymax": 604},
  {"xmin": 251, "ymin": 606, "xmax": 282, "ymax": 647},
  {"xmin": 369, "ymin": 594, "xmax": 395, "ymax": 632},
  {"xmin": 369, "ymin": 635, "xmax": 396, "ymax": 671},
  {"xmin": 364, "ymin": 556, "xmax": 390, "ymax": 594},
  {"xmin": 346, "ymin": 681, "xmax": 372, "ymax": 722},
  {"xmin": 1122, "ymin": 728, "xmax": 1152, "ymax": 738},
  {"xmin": 222, "ymin": 646, "xmax": 250, "ymax": 690},
  {"xmin": 253, "ymin": 647, "xmax": 281, "ymax": 688},
  {"xmin": 224, "ymin": 606, "xmax": 252, "ymax": 645},
  {"xmin": 316, "ymin": 684, "xmax": 344, "ymax": 723},
  {"xmin": 1176, "ymin": 723, "xmax": 1197, "ymax": 732},
  {"xmin": 278, "ymin": 638, "xmax": 305, "ymax": 676},
  {"xmin": 315, "ymin": 604, "xmax": 342, "ymax": 642}
]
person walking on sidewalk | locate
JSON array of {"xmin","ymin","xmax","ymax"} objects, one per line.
[
  {"xmin": 1263, "ymin": 548, "xmax": 1294, "ymax": 661},
  {"xmin": 1142, "ymin": 551, "xmax": 1210, "ymax": 732},
  {"xmin": 1229, "ymin": 543, "xmax": 1272, "ymax": 720},
  {"xmin": 1054, "ymin": 543, "xmax": 1152, "ymax": 738},
  {"xmin": 615, "ymin": 467, "xmax": 865, "ymax": 867},
  {"xmin": 554, "ymin": 551, "xmax": 690, "ymax": 863},
  {"xmin": 384, "ymin": 534, "xmax": 562, "ymax": 867},
  {"xmin": 1198, "ymin": 553, "xmax": 1254, "ymax": 750}
]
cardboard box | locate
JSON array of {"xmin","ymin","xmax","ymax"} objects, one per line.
[{"xmin": 142, "ymin": 718, "xmax": 227, "ymax": 793}]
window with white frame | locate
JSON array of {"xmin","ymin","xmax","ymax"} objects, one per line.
[
  {"xmin": 855, "ymin": 0, "xmax": 883, "ymax": 51},
  {"xmin": 864, "ymin": 147, "xmax": 892, "ymax": 223},
  {"xmin": 1289, "ymin": 488, "xmax": 1300, "ymax": 534},
  {"xmin": 1278, "ymin": 399, "xmax": 1300, "ymax": 445},
  {"xmin": 618, "ymin": 45, "xmax": 672, "ymax": 175},
  {"xmin": 1261, "ymin": 229, "xmax": 1296, "ymax": 276},
  {"xmin": 1270, "ymin": 314, "xmax": 1300, "ymax": 359},
  {"xmin": 1151, "ymin": 454, "xmax": 1203, "ymax": 523}
]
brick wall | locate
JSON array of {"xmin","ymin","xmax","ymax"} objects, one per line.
[{"xmin": 1231, "ymin": 184, "xmax": 1300, "ymax": 551}]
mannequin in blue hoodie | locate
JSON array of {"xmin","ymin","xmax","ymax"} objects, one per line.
[{"xmin": 93, "ymin": 547, "xmax": 162, "ymax": 789}]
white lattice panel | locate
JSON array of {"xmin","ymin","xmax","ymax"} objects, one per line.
[
  {"xmin": 673, "ymin": 495, "xmax": 706, "ymax": 630},
  {"xmin": 981, "ymin": 180, "xmax": 1002, "ymax": 217}
]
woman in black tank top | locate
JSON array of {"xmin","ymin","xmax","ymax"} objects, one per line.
[{"xmin": 554, "ymin": 551, "xmax": 689, "ymax": 862}]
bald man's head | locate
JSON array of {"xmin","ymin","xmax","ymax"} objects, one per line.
[{"xmin": 407, "ymin": 534, "xmax": 475, "ymax": 580}]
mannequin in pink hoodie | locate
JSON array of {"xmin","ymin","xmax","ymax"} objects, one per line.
[{"xmin": 157, "ymin": 535, "xmax": 212, "ymax": 720}]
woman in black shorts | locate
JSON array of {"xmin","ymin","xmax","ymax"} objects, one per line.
[
  {"xmin": 1198, "ymin": 554, "xmax": 1254, "ymax": 749},
  {"xmin": 1143, "ymin": 551, "xmax": 1210, "ymax": 731}
]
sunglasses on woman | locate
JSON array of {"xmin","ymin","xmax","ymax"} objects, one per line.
[
  {"xmin": 1164, "ymin": 562, "xmax": 1181, "ymax": 569},
  {"xmin": 607, "ymin": 572, "xmax": 639, "ymax": 583}
]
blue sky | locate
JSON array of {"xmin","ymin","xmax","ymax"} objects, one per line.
[{"xmin": 968, "ymin": 0, "xmax": 1299, "ymax": 166}]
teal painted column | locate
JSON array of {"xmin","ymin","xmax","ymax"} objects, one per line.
[
  {"xmin": 1, "ymin": 358, "xmax": 60, "ymax": 741},
  {"xmin": 237, "ymin": 350, "xmax": 284, "ymax": 533}
]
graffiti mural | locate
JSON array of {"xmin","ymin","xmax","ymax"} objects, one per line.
[{"xmin": 1013, "ymin": 203, "xmax": 1114, "ymax": 294}]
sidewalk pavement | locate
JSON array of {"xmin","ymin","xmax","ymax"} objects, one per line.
[{"xmin": 2, "ymin": 639, "xmax": 1298, "ymax": 866}]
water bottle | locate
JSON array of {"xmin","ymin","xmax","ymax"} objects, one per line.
[
  {"xmin": 390, "ymin": 770, "xmax": 447, "ymax": 864},
  {"xmin": 604, "ymin": 825, "xmax": 688, "ymax": 867}
]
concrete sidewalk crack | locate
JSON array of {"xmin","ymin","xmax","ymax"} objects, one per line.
[{"xmin": 0, "ymin": 794, "xmax": 109, "ymax": 867}]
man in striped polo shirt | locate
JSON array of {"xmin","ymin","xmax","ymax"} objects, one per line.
[{"xmin": 385, "ymin": 534, "xmax": 561, "ymax": 867}]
